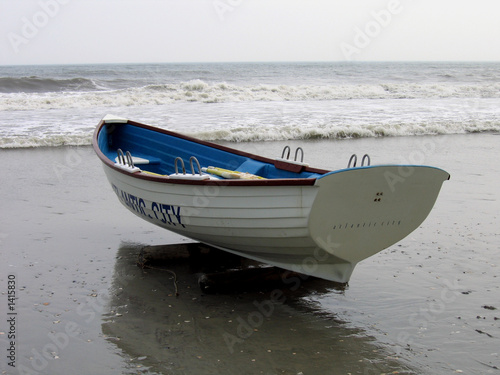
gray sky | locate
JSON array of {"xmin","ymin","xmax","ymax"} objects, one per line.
[{"xmin": 1, "ymin": 0, "xmax": 499, "ymax": 65}]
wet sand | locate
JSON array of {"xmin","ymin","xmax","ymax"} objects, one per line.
[{"xmin": 1, "ymin": 133, "xmax": 499, "ymax": 374}]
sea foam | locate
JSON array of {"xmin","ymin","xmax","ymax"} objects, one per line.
[{"xmin": 1, "ymin": 80, "xmax": 499, "ymax": 111}]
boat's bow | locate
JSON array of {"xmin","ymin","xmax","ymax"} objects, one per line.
[{"xmin": 308, "ymin": 165, "xmax": 450, "ymax": 268}]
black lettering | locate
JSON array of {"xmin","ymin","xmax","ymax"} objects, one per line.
[
  {"xmin": 161, "ymin": 204, "xmax": 173, "ymax": 225},
  {"xmin": 138, "ymin": 198, "xmax": 147, "ymax": 217},
  {"xmin": 172, "ymin": 206, "xmax": 184, "ymax": 227}
]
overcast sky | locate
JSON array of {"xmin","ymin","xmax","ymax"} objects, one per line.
[{"xmin": 1, "ymin": 0, "xmax": 499, "ymax": 65}]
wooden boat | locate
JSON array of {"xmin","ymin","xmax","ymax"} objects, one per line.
[{"xmin": 93, "ymin": 115, "xmax": 450, "ymax": 283}]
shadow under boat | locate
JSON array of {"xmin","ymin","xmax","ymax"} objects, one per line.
[
  {"xmin": 100, "ymin": 242, "xmax": 416, "ymax": 375},
  {"xmin": 136, "ymin": 242, "xmax": 345, "ymax": 295}
]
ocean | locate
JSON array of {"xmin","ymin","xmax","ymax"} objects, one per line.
[{"xmin": 1, "ymin": 61, "xmax": 499, "ymax": 148}]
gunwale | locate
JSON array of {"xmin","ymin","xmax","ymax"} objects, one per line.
[{"xmin": 92, "ymin": 119, "xmax": 330, "ymax": 187}]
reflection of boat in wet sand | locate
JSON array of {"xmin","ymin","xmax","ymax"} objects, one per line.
[
  {"xmin": 93, "ymin": 115, "xmax": 450, "ymax": 283},
  {"xmin": 103, "ymin": 243, "xmax": 415, "ymax": 374}
]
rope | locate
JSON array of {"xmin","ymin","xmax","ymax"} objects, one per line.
[{"xmin": 137, "ymin": 254, "xmax": 179, "ymax": 297}]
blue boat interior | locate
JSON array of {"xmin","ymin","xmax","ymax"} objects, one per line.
[{"xmin": 98, "ymin": 123, "xmax": 324, "ymax": 179}]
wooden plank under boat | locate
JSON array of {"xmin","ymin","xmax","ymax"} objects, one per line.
[{"xmin": 92, "ymin": 115, "xmax": 450, "ymax": 283}]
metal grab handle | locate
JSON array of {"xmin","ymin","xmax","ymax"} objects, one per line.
[
  {"xmin": 126, "ymin": 151, "xmax": 134, "ymax": 168},
  {"xmin": 174, "ymin": 157, "xmax": 186, "ymax": 175},
  {"xmin": 189, "ymin": 156, "xmax": 202, "ymax": 175},
  {"xmin": 348, "ymin": 153, "xmax": 371, "ymax": 168},
  {"xmin": 116, "ymin": 149, "xmax": 135, "ymax": 168},
  {"xmin": 281, "ymin": 145, "xmax": 291, "ymax": 159},
  {"xmin": 294, "ymin": 147, "xmax": 304, "ymax": 163},
  {"xmin": 281, "ymin": 145, "xmax": 305, "ymax": 163},
  {"xmin": 117, "ymin": 149, "xmax": 126, "ymax": 165},
  {"xmin": 348, "ymin": 154, "xmax": 357, "ymax": 168}
]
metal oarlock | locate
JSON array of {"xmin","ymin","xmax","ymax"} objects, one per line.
[
  {"xmin": 348, "ymin": 154, "xmax": 371, "ymax": 168},
  {"xmin": 174, "ymin": 157, "xmax": 186, "ymax": 175}
]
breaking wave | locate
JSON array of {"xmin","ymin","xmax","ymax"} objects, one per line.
[
  {"xmin": 190, "ymin": 121, "xmax": 500, "ymax": 142},
  {"xmin": 1, "ymin": 79, "xmax": 499, "ymax": 111},
  {"xmin": 2, "ymin": 120, "xmax": 498, "ymax": 149},
  {"xmin": 0, "ymin": 134, "xmax": 93, "ymax": 149}
]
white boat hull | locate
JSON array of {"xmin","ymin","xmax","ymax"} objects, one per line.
[{"xmin": 103, "ymin": 162, "xmax": 449, "ymax": 283}]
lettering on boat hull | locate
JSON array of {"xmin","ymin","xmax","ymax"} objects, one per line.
[{"xmin": 111, "ymin": 183, "xmax": 185, "ymax": 228}]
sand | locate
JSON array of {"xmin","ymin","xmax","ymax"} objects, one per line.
[{"xmin": 0, "ymin": 133, "xmax": 499, "ymax": 374}]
